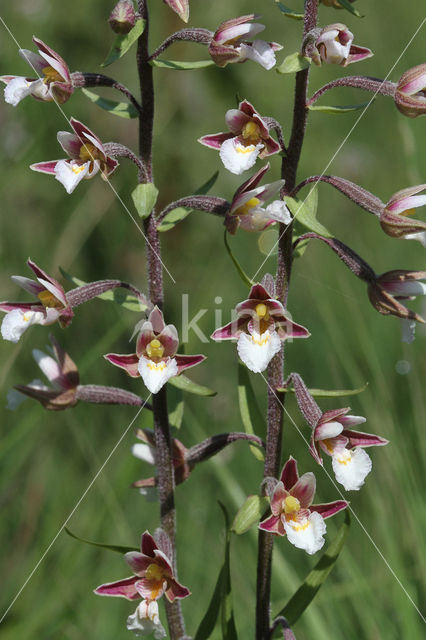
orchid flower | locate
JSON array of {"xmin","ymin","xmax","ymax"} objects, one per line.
[
  {"xmin": 225, "ymin": 164, "xmax": 292, "ymax": 233},
  {"xmin": 1, "ymin": 36, "xmax": 73, "ymax": 106},
  {"xmin": 368, "ymin": 270, "xmax": 426, "ymax": 328},
  {"xmin": 211, "ymin": 282, "xmax": 309, "ymax": 373},
  {"xmin": 208, "ymin": 14, "xmax": 282, "ymax": 70},
  {"xmin": 198, "ymin": 100, "xmax": 280, "ymax": 175},
  {"xmin": 312, "ymin": 23, "xmax": 373, "ymax": 67},
  {"xmin": 31, "ymin": 118, "xmax": 118, "ymax": 194},
  {"xmin": 105, "ymin": 306, "xmax": 205, "ymax": 394},
  {"xmin": 380, "ymin": 184, "xmax": 426, "ymax": 245},
  {"xmin": 259, "ymin": 457, "xmax": 348, "ymax": 554},
  {"xmin": 310, "ymin": 408, "xmax": 388, "ymax": 491},
  {"xmin": 95, "ymin": 530, "xmax": 191, "ymax": 603},
  {"xmin": 395, "ymin": 64, "xmax": 426, "ymax": 118},
  {"xmin": 0, "ymin": 259, "xmax": 73, "ymax": 343}
]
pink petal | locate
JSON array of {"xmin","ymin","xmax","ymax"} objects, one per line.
[
  {"xmin": 347, "ymin": 45, "xmax": 373, "ymax": 65},
  {"xmin": 198, "ymin": 132, "xmax": 234, "ymax": 149},
  {"xmin": 248, "ymin": 283, "xmax": 271, "ymax": 301},
  {"xmin": 175, "ymin": 354, "xmax": 206, "ymax": 373},
  {"xmin": 11, "ymin": 275, "xmax": 43, "ymax": 295},
  {"xmin": 314, "ymin": 421, "xmax": 343, "ymax": 441},
  {"xmin": 148, "ymin": 306, "xmax": 166, "ymax": 334},
  {"xmin": 270, "ymin": 481, "xmax": 288, "ymax": 515},
  {"xmin": 309, "ymin": 431, "xmax": 323, "ymax": 464},
  {"xmin": 70, "ymin": 118, "xmax": 104, "ymax": 152},
  {"xmin": 263, "ymin": 136, "xmax": 281, "ymax": 156},
  {"xmin": 342, "ymin": 429, "xmax": 389, "ymax": 448},
  {"xmin": 291, "ymin": 472, "xmax": 316, "ymax": 508},
  {"xmin": 158, "ymin": 325, "xmax": 179, "ymax": 356},
  {"xmin": 275, "ymin": 319, "xmax": 310, "ymax": 340},
  {"xmin": 19, "ymin": 49, "xmax": 46, "ymax": 74},
  {"xmin": 280, "ymin": 456, "xmax": 299, "ymax": 489},
  {"xmin": 165, "ymin": 579, "xmax": 191, "ymax": 602},
  {"xmin": 231, "ymin": 163, "xmax": 271, "ymax": 209},
  {"xmin": 33, "ymin": 36, "xmax": 71, "ymax": 82},
  {"xmin": 338, "ymin": 414, "xmax": 366, "ymax": 427},
  {"xmin": 125, "ymin": 551, "xmax": 152, "ymax": 575},
  {"xmin": 104, "ymin": 353, "xmax": 140, "ymax": 377},
  {"xmin": 94, "ymin": 576, "xmax": 139, "ymax": 600},
  {"xmin": 319, "ymin": 408, "xmax": 350, "ymax": 425},
  {"xmin": 238, "ymin": 99, "xmax": 257, "ymax": 118},
  {"xmin": 310, "ymin": 500, "xmax": 348, "ymax": 519},
  {"xmin": 141, "ymin": 531, "xmax": 158, "ymax": 556},
  {"xmin": 258, "ymin": 514, "xmax": 284, "ymax": 535},
  {"xmin": 30, "ymin": 160, "xmax": 60, "ymax": 174},
  {"xmin": 0, "ymin": 301, "xmax": 43, "ymax": 313},
  {"xmin": 57, "ymin": 132, "xmax": 82, "ymax": 158},
  {"xmin": 225, "ymin": 109, "xmax": 250, "ymax": 134},
  {"xmin": 211, "ymin": 317, "xmax": 247, "ymax": 340},
  {"xmin": 135, "ymin": 577, "xmax": 166, "ymax": 600}
]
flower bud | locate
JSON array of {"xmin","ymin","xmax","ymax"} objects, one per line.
[
  {"xmin": 109, "ymin": 0, "xmax": 136, "ymax": 34},
  {"xmin": 310, "ymin": 23, "xmax": 372, "ymax": 67},
  {"xmin": 380, "ymin": 184, "xmax": 426, "ymax": 239},
  {"xmin": 394, "ymin": 64, "xmax": 426, "ymax": 118}
]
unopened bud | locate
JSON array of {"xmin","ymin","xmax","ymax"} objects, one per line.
[
  {"xmin": 395, "ymin": 64, "xmax": 426, "ymax": 118},
  {"xmin": 109, "ymin": 0, "xmax": 136, "ymax": 34}
]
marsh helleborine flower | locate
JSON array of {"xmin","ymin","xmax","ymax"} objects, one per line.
[
  {"xmin": 380, "ymin": 184, "xmax": 426, "ymax": 245},
  {"xmin": 109, "ymin": 0, "xmax": 137, "ymax": 34},
  {"xmin": 259, "ymin": 457, "xmax": 348, "ymax": 554},
  {"xmin": 1, "ymin": 36, "xmax": 73, "ymax": 106},
  {"xmin": 211, "ymin": 282, "xmax": 309, "ymax": 373},
  {"xmin": 31, "ymin": 117, "xmax": 119, "ymax": 194},
  {"xmin": 394, "ymin": 64, "xmax": 426, "ymax": 118},
  {"xmin": 368, "ymin": 270, "xmax": 426, "ymax": 323},
  {"xmin": 225, "ymin": 164, "xmax": 292, "ymax": 233},
  {"xmin": 310, "ymin": 408, "xmax": 388, "ymax": 491},
  {"xmin": 312, "ymin": 23, "xmax": 372, "ymax": 67},
  {"xmin": 106, "ymin": 306, "xmax": 205, "ymax": 394},
  {"xmin": 198, "ymin": 100, "xmax": 281, "ymax": 175},
  {"xmin": 0, "ymin": 259, "xmax": 73, "ymax": 343},
  {"xmin": 209, "ymin": 14, "xmax": 282, "ymax": 70}
]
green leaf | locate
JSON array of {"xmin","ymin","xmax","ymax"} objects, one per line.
[
  {"xmin": 224, "ymin": 231, "xmax": 254, "ymax": 288},
  {"xmin": 194, "ymin": 564, "xmax": 226, "ymax": 640},
  {"xmin": 65, "ymin": 528, "xmax": 137, "ymax": 554},
  {"xmin": 308, "ymin": 101, "xmax": 371, "ymax": 114},
  {"xmin": 333, "ymin": 0, "xmax": 363, "ymax": 18},
  {"xmin": 59, "ymin": 269, "xmax": 148, "ymax": 313},
  {"xmin": 81, "ymin": 89, "xmax": 138, "ymax": 119},
  {"xmin": 169, "ymin": 397, "xmax": 184, "ymax": 430},
  {"xmin": 102, "ymin": 19, "xmax": 145, "ymax": 67},
  {"xmin": 277, "ymin": 512, "xmax": 350, "ymax": 625},
  {"xmin": 158, "ymin": 171, "xmax": 219, "ymax": 232},
  {"xmin": 150, "ymin": 59, "xmax": 215, "ymax": 70},
  {"xmin": 218, "ymin": 503, "xmax": 238, "ymax": 640},
  {"xmin": 258, "ymin": 228, "xmax": 279, "ymax": 257},
  {"xmin": 168, "ymin": 374, "xmax": 217, "ymax": 397},
  {"xmin": 285, "ymin": 193, "xmax": 333, "ymax": 238},
  {"xmin": 274, "ymin": 1, "xmax": 304, "ymax": 19},
  {"xmin": 277, "ymin": 52, "xmax": 311, "ymax": 74},
  {"xmin": 131, "ymin": 183, "xmax": 159, "ymax": 219},
  {"xmin": 238, "ymin": 364, "xmax": 265, "ymax": 461},
  {"xmin": 277, "ymin": 382, "xmax": 368, "ymax": 397},
  {"xmin": 231, "ymin": 495, "xmax": 269, "ymax": 535}
]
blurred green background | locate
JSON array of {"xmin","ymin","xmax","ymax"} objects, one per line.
[{"xmin": 0, "ymin": 0, "xmax": 425, "ymax": 638}]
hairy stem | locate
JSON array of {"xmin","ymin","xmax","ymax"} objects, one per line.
[
  {"xmin": 307, "ymin": 76, "xmax": 396, "ymax": 107},
  {"xmin": 71, "ymin": 71, "xmax": 143, "ymax": 114}
]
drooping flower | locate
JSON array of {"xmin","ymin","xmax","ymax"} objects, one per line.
[
  {"xmin": 198, "ymin": 100, "xmax": 281, "ymax": 175},
  {"xmin": 0, "ymin": 259, "xmax": 73, "ymax": 343},
  {"xmin": 380, "ymin": 184, "xmax": 426, "ymax": 245},
  {"xmin": 368, "ymin": 270, "xmax": 426, "ymax": 323},
  {"xmin": 309, "ymin": 408, "xmax": 388, "ymax": 491},
  {"xmin": 127, "ymin": 599, "xmax": 166, "ymax": 638},
  {"xmin": 163, "ymin": 0, "xmax": 189, "ymax": 23},
  {"xmin": 311, "ymin": 23, "xmax": 372, "ymax": 67},
  {"xmin": 211, "ymin": 282, "xmax": 309, "ymax": 373},
  {"xmin": 394, "ymin": 64, "xmax": 426, "ymax": 118},
  {"xmin": 259, "ymin": 457, "xmax": 348, "ymax": 554},
  {"xmin": 30, "ymin": 118, "xmax": 119, "ymax": 194},
  {"xmin": 7, "ymin": 335, "xmax": 79, "ymax": 411},
  {"xmin": 132, "ymin": 428, "xmax": 190, "ymax": 499},
  {"xmin": 105, "ymin": 307, "xmax": 205, "ymax": 394},
  {"xmin": 225, "ymin": 164, "xmax": 292, "ymax": 233},
  {"xmin": 1, "ymin": 36, "xmax": 73, "ymax": 106},
  {"xmin": 95, "ymin": 530, "xmax": 191, "ymax": 602},
  {"xmin": 208, "ymin": 14, "xmax": 282, "ymax": 70}
]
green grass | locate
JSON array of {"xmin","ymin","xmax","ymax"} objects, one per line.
[{"xmin": 0, "ymin": 1, "xmax": 425, "ymax": 638}]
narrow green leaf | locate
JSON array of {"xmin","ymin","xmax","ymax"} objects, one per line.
[
  {"xmin": 218, "ymin": 502, "xmax": 238, "ymax": 640},
  {"xmin": 168, "ymin": 374, "xmax": 216, "ymax": 397},
  {"xmin": 258, "ymin": 228, "xmax": 279, "ymax": 257},
  {"xmin": 194, "ymin": 565, "xmax": 226, "ymax": 640},
  {"xmin": 131, "ymin": 183, "xmax": 159, "ymax": 219},
  {"xmin": 81, "ymin": 89, "xmax": 138, "ymax": 119},
  {"xmin": 169, "ymin": 397, "xmax": 184, "ymax": 430},
  {"xmin": 158, "ymin": 171, "xmax": 219, "ymax": 232},
  {"xmin": 231, "ymin": 495, "xmax": 270, "ymax": 535},
  {"xmin": 59, "ymin": 268, "xmax": 148, "ymax": 312},
  {"xmin": 65, "ymin": 528, "xmax": 137, "ymax": 554},
  {"xmin": 285, "ymin": 194, "xmax": 333, "ymax": 238},
  {"xmin": 238, "ymin": 364, "xmax": 265, "ymax": 461},
  {"xmin": 102, "ymin": 19, "xmax": 145, "ymax": 67},
  {"xmin": 308, "ymin": 101, "xmax": 371, "ymax": 114},
  {"xmin": 277, "ymin": 382, "xmax": 368, "ymax": 397},
  {"xmin": 150, "ymin": 59, "xmax": 215, "ymax": 70},
  {"xmin": 274, "ymin": 1, "xmax": 304, "ymax": 19},
  {"xmin": 224, "ymin": 232, "xmax": 254, "ymax": 287},
  {"xmin": 277, "ymin": 52, "xmax": 311, "ymax": 74},
  {"xmin": 333, "ymin": 0, "xmax": 363, "ymax": 18},
  {"xmin": 277, "ymin": 512, "xmax": 350, "ymax": 625}
]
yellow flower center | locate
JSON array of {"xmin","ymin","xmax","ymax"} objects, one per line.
[
  {"xmin": 146, "ymin": 338, "xmax": 165, "ymax": 360},
  {"xmin": 401, "ymin": 208, "xmax": 417, "ymax": 217},
  {"xmin": 255, "ymin": 303, "xmax": 269, "ymax": 320},
  {"xmin": 145, "ymin": 563, "xmax": 166, "ymax": 600},
  {"xmin": 284, "ymin": 495, "xmax": 301, "ymax": 516},
  {"xmin": 37, "ymin": 290, "xmax": 63, "ymax": 309},
  {"xmin": 241, "ymin": 121, "xmax": 262, "ymax": 144},
  {"xmin": 79, "ymin": 143, "xmax": 99, "ymax": 163},
  {"xmin": 235, "ymin": 197, "xmax": 261, "ymax": 217},
  {"xmin": 42, "ymin": 65, "xmax": 64, "ymax": 84},
  {"xmin": 251, "ymin": 333, "xmax": 270, "ymax": 346}
]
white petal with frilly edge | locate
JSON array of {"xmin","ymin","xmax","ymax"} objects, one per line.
[
  {"xmin": 127, "ymin": 600, "xmax": 166, "ymax": 638},
  {"xmin": 284, "ymin": 511, "xmax": 326, "ymax": 555},
  {"xmin": 138, "ymin": 357, "xmax": 178, "ymax": 394},
  {"xmin": 54, "ymin": 160, "xmax": 91, "ymax": 194},
  {"xmin": 219, "ymin": 137, "xmax": 263, "ymax": 175},
  {"xmin": 237, "ymin": 329, "xmax": 281, "ymax": 373},
  {"xmin": 332, "ymin": 447, "xmax": 372, "ymax": 491},
  {"xmin": 1, "ymin": 309, "xmax": 46, "ymax": 343},
  {"xmin": 4, "ymin": 77, "xmax": 36, "ymax": 106},
  {"xmin": 239, "ymin": 40, "xmax": 277, "ymax": 70}
]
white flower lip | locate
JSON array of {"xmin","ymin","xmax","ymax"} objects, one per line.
[
  {"xmin": 237, "ymin": 329, "xmax": 281, "ymax": 373},
  {"xmin": 219, "ymin": 137, "xmax": 263, "ymax": 175},
  {"xmin": 332, "ymin": 447, "xmax": 372, "ymax": 491},
  {"xmin": 284, "ymin": 511, "xmax": 326, "ymax": 555},
  {"xmin": 1, "ymin": 309, "xmax": 45, "ymax": 343},
  {"xmin": 138, "ymin": 356, "xmax": 179, "ymax": 394}
]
